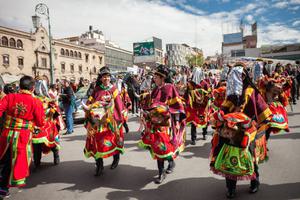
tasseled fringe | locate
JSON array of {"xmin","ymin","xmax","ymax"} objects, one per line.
[{"xmin": 210, "ymin": 167, "xmax": 257, "ymax": 181}]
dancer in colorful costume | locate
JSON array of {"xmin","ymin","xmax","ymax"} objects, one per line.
[
  {"xmin": 0, "ymin": 76, "xmax": 45, "ymax": 197},
  {"xmin": 84, "ymin": 66, "xmax": 126, "ymax": 176},
  {"xmin": 120, "ymin": 82, "xmax": 131, "ymax": 133},
  {"xmin": 138, "ymin": 65, "xmax": 186, "ymax": 184},
  {"xmin": 210, "ymin": 63, "xmax": 272, "ymax": 198},
  {"xmin": 257, "ymin": 60, "xmax": 290, "ymax": 142},
  {"xmin": 211, "ymin": 84, "xmax": 226, "ymax": 113},
  {"xmin": 32, "ymin": 78, "xmax": 61, "ymax": 167},
  {"xmin": 185, "ymin": 67, "xmax": 211, "ymax": 144}
]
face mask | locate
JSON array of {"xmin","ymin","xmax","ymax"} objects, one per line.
[{"xmin": 226, "ymin": 66, "xmax": 243, "ymax": 97}]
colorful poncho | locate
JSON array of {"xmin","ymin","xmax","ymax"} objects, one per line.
[{"xmin": 210, "ymin": 111, "xmax": 257, "ymax": 180}]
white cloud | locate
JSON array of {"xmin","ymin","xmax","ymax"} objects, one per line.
[
  {"xmin": 0, "ymin": 0, "xmax": 220, "ymax": 56},
  {"xmin": 274, "ymin": 1, "xmax": 289, "ymax": 8},
  {"xmin": 292, "ymin": 20, "xmax": 300, "ymax": 26},
  {"xmin": 288, "ymin": 5, "xmax": 300, "ymax": 10},
  {"xmin": 290, "ymin": 0, "xmax": 300, "ymax": 4},
  {"xmin": 258, "ymin": 23, "xmax": 300, "ymax": 45},
  {"xmin": 179, "ymin": 4, "xmax": 206, "ymax": 15},
  {"xmin": 245, "ymin": 15, "xmax": 254, "ymax": 23}
]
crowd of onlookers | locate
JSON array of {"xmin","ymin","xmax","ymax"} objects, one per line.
[{"xmin": 1, "ymin": 62, "xmax": 300, "ymax": 135}]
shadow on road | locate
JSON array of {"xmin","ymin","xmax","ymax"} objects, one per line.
[
  {"xmin": 62, "ymin": 134, "xmax": 86, "ymax": 142},
  {"xmin": 288, "ymin": 112, "xmax": 300, "ymax": 116},
  {"xmin": 270, "ymin": 132, "xmax": 300, "ymax": 140},
  {"xmin": 288, "ymin": 125, "xmax": 300, "ymax": 129},
  {"xmin": 106, "ymin": 177, "xmax": 300, "ymax": 200},
  {"xmin": 180, "ymin": 142, "xmax": 211, "ymax": 159},
  {"xmin": 25, "ymin": 161, "xmax": 156, "ymax": 192}
]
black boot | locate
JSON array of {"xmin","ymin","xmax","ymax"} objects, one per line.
[
  {"xmin": 33, "ymin": 144, "xmax": 42, "ymax": 168},
  {"xmin": 191, "ymin": 124, "xmax": 197, "ymax": 145},
  {"xmin": 110, "ymin": 154, "xmax": 120, "ymax": 170},
  {"xmin": 124, "ymin": 122, "xmax": 129, "ymax": 134},
  {"xmin": 52, "ymin": 148, "xmax": 60, "ymax": 165},
  {"xmin": 95, "ymin": 158, "xmax": 104, "ymax": 176},
  {"xmin": 202, "ymin": 127, "xmax": 207, "ymax": 140},
  {"xmin": 226, "ymin": 189, "xmax": 236, "ymax": 199},
  {"xmin": 155, "ymin": 160, "xmax": 166, "ymax": 184},
  {"xmin": 166, "ymin": 159, "xmax": 175, "ymax": 174},
  {"xmin": 249, "ymin": 179, "xmax": 260, "ymax": 193},
  {"xmin": 226, "ymin": 178, "xmax": 237, "ymax": 199}
]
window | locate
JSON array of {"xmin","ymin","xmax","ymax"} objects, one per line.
[
  {"xmin": 74, "ymin": 51, "xmax": 77, "ymax": 57},
  {"xmin": 93, "ymin": 66, "xmax": 96, "ymax": 73},
  {"xmin": 17, "ymin": 40, "xmax": 23, "ymax": 49},
  {"xmin": 18, "ymin": 57, "xmax": 24, "ymax": 66},
  {"xmin": 41, "ymin": 58, "xmax": 47, "ymax": 67},
  {"xmin": 70, "ymin": 64, "xmax": 74, "ymax": 73},
  {"xmin": 9, "ymin": 38, "xmax": 16, "ymax": 47},
  {"xmin": 61, "ymin": 48, "xmax": 65, "ymax": 55},
  {"xmin": 70, "ymin": 50, "xmax": 73, "ymax": 57},
  {"xmin": 66, "ymin": 49, "xmax": 69, "ymax": 56},
  {"xmin": 61, "ymin": 63, "xmax": 65, "ymax": 73},
  {"xmin": 99, "ymin": 56, "xmax": 103, "ymax": 65},
  {"xmin": 1, "ymin": 36, "xmax": 8, "ymax": 46},
  {"xmin": 85, "ymin": 54, "xmax": 89, "ymax": 63},
  {"xmin": 79, "ymin": 65, "xmax": 82, "ymax": 73},
  {"xmin": 2, "ymin": 54, "xmax": 9, "ymax": 65},
  {"xmin": 78, "ymin": 52, "xmax": 82, "ymax": 58}
]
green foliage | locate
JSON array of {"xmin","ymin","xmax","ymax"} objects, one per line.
[{"xmin": 186, "ymin": 54, "xmax": 204, "ymax": 67}]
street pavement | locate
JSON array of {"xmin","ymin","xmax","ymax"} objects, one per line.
[{"xmin": 8, "ymin": 104, "xmax": 300, "ymax": 200}]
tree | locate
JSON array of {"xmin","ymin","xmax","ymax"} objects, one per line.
[{"xmin": 186, "ymin": 54, "xmax": 204, "ymax": 67}]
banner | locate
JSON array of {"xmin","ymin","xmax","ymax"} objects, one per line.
[{"xmin": 133, "ymin": 42, "xmax": 154, "ymax": 56}]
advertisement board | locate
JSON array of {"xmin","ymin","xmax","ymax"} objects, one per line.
[{"xmin": 133, "ymin": 42, "xmax": 154, "ymax": 56}]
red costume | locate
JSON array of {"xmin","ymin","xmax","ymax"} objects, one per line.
[
  {"xmin": 0, "ymin": 90, "xmax": 45, "ymax": 187},
  {"xmin": 84, "ymin": 84, "xmax": 126, "ymax": 159},
  {"xmin": 139, "ymin": 83, "xmax": 186, "ymax": 160},
  {"xmin": 32, "ymin": 97, "xmax": 61, "ymax": 154},
  {"xmin": 185, "ymin": 80, "xmax": 211, "ymax": 128}
]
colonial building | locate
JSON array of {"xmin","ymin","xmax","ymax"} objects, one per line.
[
  {"xmin": 62, "ymin": 26, "xmax": 133, "ymax": 72},
  {"xmin": 0, "ymin": 25, "xmax": 105, "ymax": 83}
]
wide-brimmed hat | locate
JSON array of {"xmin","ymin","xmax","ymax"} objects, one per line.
[
  {"xmin": 99, "ymin": 66, "xmax": 111, "ymax": 76},
  {"xmin": 154, "ymin": 65, "xmax": 169, "ymax": 78}
]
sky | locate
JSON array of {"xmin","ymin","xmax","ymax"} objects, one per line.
[{"xmin": 0, "ymin": 0, "xmax": 300, "ymax": 56}]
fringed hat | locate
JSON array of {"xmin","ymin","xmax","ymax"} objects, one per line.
[
  {"xmin": 99, "ymin": 66, "xmax": 111, "ymax": 76},
  {"xmin": 154, "ymin": 65, "xmax": 169, "ymax": 78}
]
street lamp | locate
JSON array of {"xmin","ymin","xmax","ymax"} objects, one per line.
[{"xmin": 32, "ymin": 3, "xmax": 54, "ymax": 84}]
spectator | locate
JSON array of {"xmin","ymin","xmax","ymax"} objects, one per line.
[{"xmin": 61, "ymin": 80, "xmax": 75, "ymax": 135}]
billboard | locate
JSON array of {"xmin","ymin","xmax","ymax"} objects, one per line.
[
  {"xmin": 133, "ymin": 42, "xmax": 154, "ymax": 56},
  {"xmin": 223, "ymin": 32, "xmax": 243, "ymax": 44}
]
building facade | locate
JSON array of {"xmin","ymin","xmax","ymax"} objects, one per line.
[
  {"xmin": 133, "ymin": 37, "xmax": 163, "ymax": 69},
  {"xmin": 166, "ymin": 43, "xmax": 203, "ymax": 67},
  {"xmin": 222, "ymin": 22, "xmax": 258, "ymax": 62},
  {"xmin": 0, "ymin": 25, "xmax": 105, "ymax": 83},
  {"xmin": 260, "ymin": 44, "xmax": 300, "ymax": 61},
  {"xmin": 64, "ymin": 26, "xmax": 133, "ymax": 72}
]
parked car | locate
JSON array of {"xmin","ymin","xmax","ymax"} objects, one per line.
[
  {"xmin": 73, "ymin": 86, "xmax": 89, "ymax": 122},
  {"xmin": 59, "ymin": 86, "xmax": 90, "ymax": 123}
]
